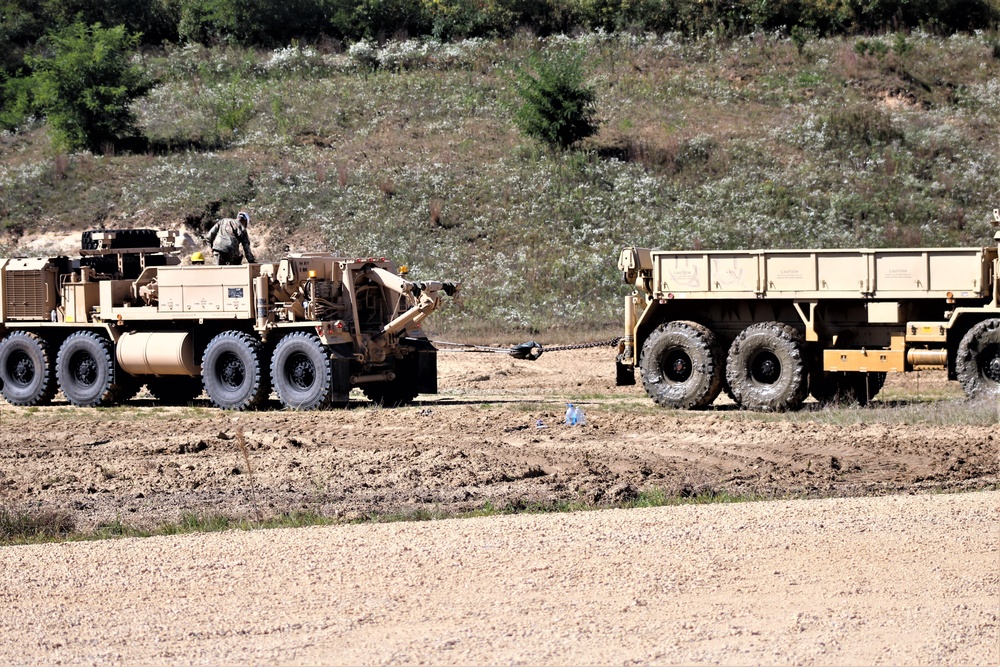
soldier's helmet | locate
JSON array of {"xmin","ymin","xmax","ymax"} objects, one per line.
[{"xmin": 237, "ymin": 211, "xmax": 250, "ymax": 225}]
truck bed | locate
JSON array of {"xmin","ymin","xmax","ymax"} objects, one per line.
[{"xmin": 649, "ymin": 247, "xmax": 997, "ymax": 300}]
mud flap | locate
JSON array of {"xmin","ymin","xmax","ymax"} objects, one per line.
[
  {"xmin": 331, "ymin": 355, "xmax": 351, "ymax": 402},
  {"xmin": 616, "ymin": 360, "xmax": 636, "ymax": 386},
  {"xmin": 416, "ymin": 349, "xmax": 437, "ymax": 394}
]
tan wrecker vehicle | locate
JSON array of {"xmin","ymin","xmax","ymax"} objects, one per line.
[
  {"xmin": 616, "ymin": 211, "xmax": 1000, "ymax": 411},
  {"xmin": 0, "ymin": 229, "xmax": 457, "ymax": 410}
]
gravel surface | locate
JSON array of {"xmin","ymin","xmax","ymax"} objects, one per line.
[{"xmin": 1, "ymin": 491, "xmax": 998, "ymax": 665}]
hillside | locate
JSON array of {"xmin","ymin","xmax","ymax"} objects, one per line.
[{"xmin": 2, "ymin": 31, "xmax": 1000, "ymax": 334}]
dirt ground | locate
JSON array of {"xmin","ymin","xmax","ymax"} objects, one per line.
[
  {"xmin": 0, "ymin": 347, "xmax": 996, "ymax": 531},
  {"xmin": 1, "ymin": 347, "xmax": 998, "ymax": 665}
]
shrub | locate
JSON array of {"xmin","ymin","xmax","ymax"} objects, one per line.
[
  {"xmin": 178, "ymin": 0, "xmax": 334, "ymax": 46},
  {"xmin": 513, "ymin": 47, "xmax": 600, "ymax": 151},
  {"xmin": 0, "ymin": 506, "xmax": 76, "ymax": 542},
  {"xmin": 0, "ymin": 71, "xmax": 35, "ymax": 130},
  {"xmin": 25, "ymin": 21, "xmax": 150, "ymax": 152},
  {"xmin": 329, "ymin": 0, "xmax": 431, "ymax": 41},
  {"xmin": 823, "ymin": 105, "xmax": 902, "ymax": 151}
]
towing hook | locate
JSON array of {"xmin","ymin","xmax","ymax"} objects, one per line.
[{"xmin": 510, "ymin": 341, "xmax": 544, "ymax": 361}]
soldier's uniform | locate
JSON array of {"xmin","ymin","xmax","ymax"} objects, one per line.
[{"xmin": 207, "ymin": 211, "xmax": 255, "ymax": 265}]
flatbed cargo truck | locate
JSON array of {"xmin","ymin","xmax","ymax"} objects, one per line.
[{"xmin": 616, "ymin": 211, "xmax": 1000, "ymax": 410}]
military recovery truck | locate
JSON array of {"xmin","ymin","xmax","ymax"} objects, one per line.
[
  {"xmin": 616, "ymin": 211, "xmax": 1000, "ymax": 411},
  {"xmin": 0, "ymin": 229, "xmax": 457, "ymax": 410}
]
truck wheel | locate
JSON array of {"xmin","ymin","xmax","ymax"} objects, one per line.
[
  {"xmin": 726, "ymin": 322, "xmax": 808, "ymax": 412},
  {"xmin": 0, "ymin": 332, "xmax": 57, "ymax": 406},
  {"xmin": 113, "ymin": 375, "xmax": 143, "ymax": 404},
  {"xmin": 146, "ymin": 376, "xmax": 203, "ymax": 405},
  {"xmin": 847, "ymin": 372, "xmax": 886, "ymax": 405},
  {"xmin": 362, "ymin": 357, "xmax": 420, "ymax": 407},
  {"xmin": 362, "ymin": 382, "xmax": 419, "ymax": 407},
  {"xmin": 202, "ymin": 331, "xmax": 269, "ymax": 410},
  {"xmin": 271, "ymin": 333, "xmax": 334, "ymax": 410},
  {"xmin": 638, "ymin": 321, "xmax": 723, "ymax": 409},
  {"xmin": 956, "ymin": 318, "xmax": 1000, "ymax": 401},
  {"xmin": 361, "ymin": 345, "xmax": 430, "ymax": 407},
  {"xmin": 56, "ymin": 331, "xmax": 119, "ymax": 407},
  {"xmin": 811, "ymin": 371, "xmax": 886, "ymax": 406}
]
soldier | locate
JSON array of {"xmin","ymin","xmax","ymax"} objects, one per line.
[{"xmin": 207, "ymin": 211, "xmax": 256, "ymax": 265}]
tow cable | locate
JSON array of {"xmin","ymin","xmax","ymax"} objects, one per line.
[{"xmin": 424, "ymin": 337, "xmax": 622, "ymax": 361}]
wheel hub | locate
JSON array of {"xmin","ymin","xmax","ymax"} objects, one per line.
[
  {"xmin": 984, "ymin": 346, "xmax": 1000, "ymax": 383},
  {"xmin": 288, "ymin": 353, "xmax": 316, "ymax": 390},
  {"xmin": 11, "ymin": 352, "xmax": 34, "ymax": 385},
  {"xmin": 220, "ymin": 354, "xmax": 246, "ymax": 388},
  {"xmin": 664, "ymin": 350, "xmax": 692, "ymax": 383},
  {"xmin": 750, "ymin": 351, "xmax": 781, "ymax": 385},
  {"xmin": 72, "ymin": 353, "xmax": 98, "ymax": 387}
]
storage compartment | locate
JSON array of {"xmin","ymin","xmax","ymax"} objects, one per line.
[
  {"xmin": 63, "ymin": 283, "xmax": 100, "ymax": 323},
  {"xmin": 156, "ymin": 265, "xmax": 254, "ymax": 315}
]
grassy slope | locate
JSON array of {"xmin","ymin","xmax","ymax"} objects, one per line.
[{"xmin": 1, "ymin": 31, "xmax": 999, "ymax": 335}]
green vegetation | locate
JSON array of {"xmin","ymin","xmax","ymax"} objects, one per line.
[
  {"xmin": 0, "ymin": 506, "xmax": 338, "ymax": 545},
  {"xmin": 0, "ymin": 506, "xmax": 76, "ymax": 542},
  {"xmin": 17, "ymin": 22, "xmax": 149, "ymax": 151},
  {"xmin": 0, "ymin": 488, "xmax": 765, "ymax": 546},
  {"xmin": 513, "ymin": 47, "xmax": 599, "ymax": 150},
  {"xmin": 2, "ymin": 23, "xmax": 1000, "ymax": 334},
  {"xmin": 5, "ymin": 479, "xmax": 989, "ymax": 545},
  {"xmin": 2, "ymin": 0, "xmax": 997, "ymax": 57}
]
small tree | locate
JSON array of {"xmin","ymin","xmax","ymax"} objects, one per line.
[
  {"xmin": 513, "ymin": 48, "xmax": 600, "ymax": 151},
  {"xmin": 26, "ymin": 21, "xmax": 148, "ymax": 152}
]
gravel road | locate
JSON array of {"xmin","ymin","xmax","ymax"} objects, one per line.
[{"xmin": 2, "ymin": 491, "xmax": 997, "ymax": 665}]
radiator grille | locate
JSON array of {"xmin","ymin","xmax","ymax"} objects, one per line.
[{"xmin": 5, "ymin": 270, "xmax": 51, "ymax": 319}]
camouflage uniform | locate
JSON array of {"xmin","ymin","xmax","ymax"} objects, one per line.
[{"xmin": 207, "ymin": 212, "xmax": 255, "ymax": 265}]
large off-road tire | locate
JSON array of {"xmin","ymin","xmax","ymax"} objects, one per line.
[
  {"xmin": 638, "ymin": 321, "xmax": 724, "ymax": 410},
  {"xmin": 810, "ymin": 370, "xmax": 886, "ymax": 406},
  {"xmin": 362, "ymin": 344, "xmax": 435, "ymax": 407},
  {"xmin": 56, "ymin": 331, "xmax": 121, "ymax": 407},
  {"xmin": 271, "ymin": 333, "xmax": 334, "ymax": 411},
  {"xmin": 361, "ymin": 382, "xmax": 419, "ymax": 407},
  {"xmin": 956, "ymin": 318, "xmax": 1000, "ymax": 401},
  {"xmin": 848, "ymin": 372, "xmax": 886, "ymax": 405},
  {"xmin": 81, "ymin": 228, "xmax": 159, "ymax": 250},
  {"xmin": 202, "ymin": 331, "xmax": 269, "ymax": 410},
  {"xmin": 114, "ymin": 375, "xmax": 144, "ymax": 403},
  {"xmin": 0, "ymin": 332, "xmax": 57, "ymax": 406},
  {"xmin": 146, "ymin": 376, "xmax": 204, "ymax": 405},
  {"xmin": 726, "ymin": 322, "xmax": 809, "ymax": 412}
]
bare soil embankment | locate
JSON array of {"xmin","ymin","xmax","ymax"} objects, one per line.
[{"xmin": 0, "ymin": 348, "xmax": 996, "ymax": 530}]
